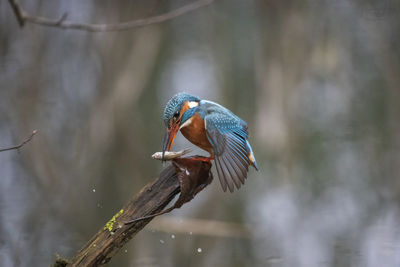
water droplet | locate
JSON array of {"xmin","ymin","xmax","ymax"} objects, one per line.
[
  {"xmin": 92, "ymin": 189, "xmax": 96, "ymax": 193},
  {"xmin": 189, "ymin": 232, "xmax": 193, "ymax": 235},
  {"xmin": 197, "ymin": 248, "xmax": 202, "ymax": 253},
  {"xmin": 171, "ymin": 234, "xmax": 175, "ymax": 239},
  {"xmin": 124, "ymin": 250, "xmax": 128, "ymax": 253},
  {"xmin": 160, "ymin": 239, "xmax": 165, "ymax": 244}
]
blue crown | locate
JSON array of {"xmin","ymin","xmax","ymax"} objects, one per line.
[{"xmin": 163, "ymin": 92, "xmax": 200, "ymax": 126}]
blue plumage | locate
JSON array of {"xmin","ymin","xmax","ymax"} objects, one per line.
[
  {"xmin": 201, "ymin": 101, "xmax": 258, "ymax": 192},
  {"xmin": 163, "ymin": 93, "xmax": 200, "ymax": 126},
  {"xmin": 162, "ymin": 92, "xmax": 258, "ymax": 192}
]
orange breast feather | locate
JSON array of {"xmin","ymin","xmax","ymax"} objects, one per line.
[{"xmin": 180, "ymin": 113, "xmax": 213, "ymax": 154}]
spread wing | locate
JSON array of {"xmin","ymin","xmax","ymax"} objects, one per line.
[{"xmin": 205, "ymin": 112, "xmax": 251, "ymax": 192}]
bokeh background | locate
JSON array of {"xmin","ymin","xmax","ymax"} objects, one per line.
[{"xmin": 1, "ymin": 0, "xmax": 400, "ymax": 266}]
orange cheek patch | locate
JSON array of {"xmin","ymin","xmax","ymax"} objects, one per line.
[{"xmin": 178, "ymin": 101, "xmax": 190, "ymax": 121}]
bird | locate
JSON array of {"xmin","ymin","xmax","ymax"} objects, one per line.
[{"xmin": 162, "ymin": 92, "xmax": 258, "ymax": 192}]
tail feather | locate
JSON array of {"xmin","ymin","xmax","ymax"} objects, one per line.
[{"xmin": 246, "ymin": 140, "xmax": 259, "ymax": 171}]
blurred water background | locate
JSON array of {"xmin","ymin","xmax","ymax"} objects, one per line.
[{"xmin": 1, "ymin": 0, "xmax": 400, "ymax": 266}]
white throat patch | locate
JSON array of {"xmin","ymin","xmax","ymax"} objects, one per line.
[
  {"xmin": 188, "ymin": 101, "xmax": 199, "ymax": 108},
  {"xmin": 179, "ymin": 117, "xmax": 193, "ymax": 129}
]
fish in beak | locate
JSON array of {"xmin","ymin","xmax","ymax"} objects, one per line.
[{"xmin": 162, "ymin": 122, "xmax": 179, "ymax": 161}]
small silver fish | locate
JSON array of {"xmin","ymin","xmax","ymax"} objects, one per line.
[{"xmin": 152, "ymin": 149, "xmax": 191, "ymax": 160}]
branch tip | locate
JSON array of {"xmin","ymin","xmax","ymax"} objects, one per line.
[
  {"xmin": 8, "ymin": 0, "xmax": 25, "ymax": 27},
  {"xmin": 0, "ymin": 129, "xmax": 38, "ymax": 152},
  {"xmin": 7, "ymin": 0, "xmax": 214, "ymax": 32}
]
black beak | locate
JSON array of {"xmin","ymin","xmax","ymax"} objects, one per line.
[
  {"xmin": 162, "ymin": 128, "xmax": 170, "ymax": 161},
  {"xmin": 162, "ymin": 124, "xmax": 179, "ymax": 161}
]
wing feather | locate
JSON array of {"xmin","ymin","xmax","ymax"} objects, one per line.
[
  {"xmin": 228, "ymin": 137, "xmax": 250, "ymax": 163},
  {"xmin": 226, "ymin": 143, "xmax": 248, "ymax": 180},
  {"xmin": 222, "ymin": 154, "xmax": 242, "ymax": 189},
  {"xmin": 205, "ymin": 112, "xmax": 252, "ymax": 192},
  {"xmin": 227, "ymin": 143, "xmax": 250, "ymax": 168},
  {"xmin": 214, "ymin": 157, "xmax": 228, "ymax": 192},
  {"xmin": 218, "ymin": 156, "xmax": 235, "ymax": 192},
  {"xmin": 225, "ymin": 152, "xmax": 245, "ymax": 186}
]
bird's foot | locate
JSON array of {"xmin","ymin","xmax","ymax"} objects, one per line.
[{"xmin": 185, "ymin": 156, "xmax": 212, "ymax": 163}]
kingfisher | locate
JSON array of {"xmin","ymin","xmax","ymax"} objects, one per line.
[{"xmin": 162, "ymin": 92, "xmax": 258, "ymax": 192}]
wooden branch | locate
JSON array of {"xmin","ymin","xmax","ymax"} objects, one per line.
[
  {"xmin": 0, "ymin": 130, "xmax": 37, "ymax": 152},
  {"xmin": 56, "ymin": 157, "xmax": 212, "ymax": 267},
  {"xmin": 8, "ymin": 0, "xmax": 25, "ymax": 26},
  {"xmin": 8, "ymin": 0, "xmax": 214, "ymax": 32}
]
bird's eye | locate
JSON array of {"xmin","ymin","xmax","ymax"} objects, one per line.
[{"xmin": 173, "ymin": 112, "xmax": 179, "ymax": 119}]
